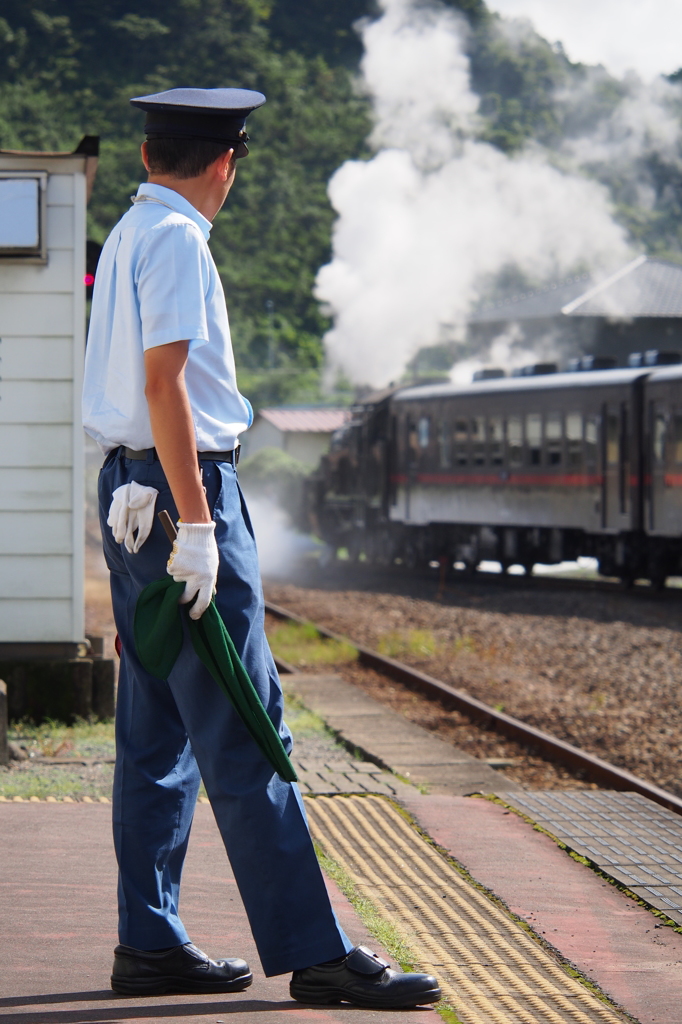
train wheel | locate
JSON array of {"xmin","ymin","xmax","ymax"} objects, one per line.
[
  {"xmin": 404, "ymin": 542, "xmax": 418, "ymax": 571},
  {"xmin": 348, "ymin": 533, "xmax": 363, "ymax": 563},
  {"xmin": 375, "ymin": 533, "xmax": 395, "ymax": 567}
]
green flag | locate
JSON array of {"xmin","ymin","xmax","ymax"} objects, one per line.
[{"xmin": 134, "ymin": 578, "xmax": 297, "ymax": 783}]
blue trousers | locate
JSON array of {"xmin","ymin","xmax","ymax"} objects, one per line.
[{"xmin": 99, "ymin": 448, "xmax": 352, "ymax": 977}]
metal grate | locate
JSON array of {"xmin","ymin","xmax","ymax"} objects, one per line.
[{"xmin": 503, "ymin": 790, "xmax": 682, "ymax": 925}]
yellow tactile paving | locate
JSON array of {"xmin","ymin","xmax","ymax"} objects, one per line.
[
  {"xmin": 306, "ymin": 794, "xmax": 626, "ymax": 1024},
  {"xmin": 0, "ymin": 794, "xmax": 110, "ymax": 802}
]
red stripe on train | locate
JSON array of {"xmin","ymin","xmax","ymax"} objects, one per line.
[{"xmin": 390, "ymin": 473, "xmax": 604, "ymax": 486}]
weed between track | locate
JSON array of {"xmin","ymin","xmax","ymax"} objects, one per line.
[{"xmin": 267, "ymin": 619, "xmax": 357, "ymax": 668}]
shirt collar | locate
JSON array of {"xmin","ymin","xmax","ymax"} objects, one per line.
[{"xmin": 135, "ymin": 183, "xmax": 212, "ymax": 240}]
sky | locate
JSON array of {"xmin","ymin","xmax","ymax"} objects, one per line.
[{"xmin": 489, "ymin": 0, "xmax": 682, "ymax": 81}]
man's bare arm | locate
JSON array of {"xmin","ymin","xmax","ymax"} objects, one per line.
[{"xmin": 144, "ymin": 340, "xmax": 212, "ymax": 524}]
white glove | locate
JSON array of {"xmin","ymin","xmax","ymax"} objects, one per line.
[
  {"xmin": 167, "ymin": 521, "xmax": 219, "ymax": 619},
  {"xmin": 108, "ymin": 483, "xmax": 159, "ymax": 553}
]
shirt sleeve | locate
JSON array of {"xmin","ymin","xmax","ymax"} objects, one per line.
[{"xmin": 135, "ymin": 221, "xmax": 210, "ymax": 351}]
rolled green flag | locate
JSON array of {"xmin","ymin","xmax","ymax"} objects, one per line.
[{"xmin": 134, "ymin": 577, "xmax": 297, "ymax": 783}]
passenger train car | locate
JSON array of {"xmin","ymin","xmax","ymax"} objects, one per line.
[{"xmin": 309, "ymin": 362, "xmax": 682, "ymax": 584}]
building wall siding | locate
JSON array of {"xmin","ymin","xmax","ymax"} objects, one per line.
[{"xmin": 0, "ymin": 165, "xmax": 86, "ymax": 642}]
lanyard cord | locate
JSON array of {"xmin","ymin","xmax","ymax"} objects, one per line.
[{"xmin": 130, "ymin": 194, "xmax": 178, "ymax": 211}]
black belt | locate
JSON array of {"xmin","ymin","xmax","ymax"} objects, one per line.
[{"xmin": 121, "ymin": 444, "xmax": 240, "ymax": 466}]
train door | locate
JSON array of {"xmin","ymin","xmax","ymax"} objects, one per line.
[
  {"xmin": 387, "ymin": 414, "xmax": 398, "ymax": 513},
  {"xmin": 646, "ymin": 398, "xmax": 667, "ymax": 532},
  {"xmin": 405, "ymin": 413, "xmax": 419, "ymax": 520},
  {"xmin": 601, "ymin": 401, "xmax": 631, "ymax": 530}
]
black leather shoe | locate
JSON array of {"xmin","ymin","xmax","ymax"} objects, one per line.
[
  {"xmin": 111, "ymin": 941, "xmax": 252, "ymax": 995},
  {"xmin": 290, "ymin": 946, "xmax": 441, "ymax": 1008}
]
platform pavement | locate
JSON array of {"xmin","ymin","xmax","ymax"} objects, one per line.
[
  {"xmin": 283, "ymin": 671, "xmax": 682, "ymax": 1024},
  {"xmin": 283, "ymin": 672, "xmax": 520, "ymax": 797},
  {"xmin": 402, "ymin": 794, "xmax": 682, "ymax": 1024},
  {"xmin": 0, "ymin": 803, "xmax": 436, "ymax": 1024}
]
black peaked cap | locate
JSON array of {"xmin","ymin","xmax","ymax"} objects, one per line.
[{"xmin": 130, "ymin": 88, "xmax": 266, "ymax": 149}]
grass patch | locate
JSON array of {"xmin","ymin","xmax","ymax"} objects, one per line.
[
  {"xmin": 0, "ymin": 769, "xmax": 114, "ymax": 801},
  {"xmin": 453, "ymin": 635, "xmax": 477, "ymax": 654},
  {"xmin": 9, "ymin": 718, "xmax": 116, "ymax": 759},
  {"xmin": 284, "ymin": 692, "xmax": 333, "ymax": 737},
  {"xmin": 1, "ymin": 718, "xmax": 116, "ymax": 801},
  {"xmin": 377, "ymin": 629, "xmax": 440, "ymax": 659},
  {"xmin": 268, "ymin": 620, "xmax": 357, "ymax": 668}
]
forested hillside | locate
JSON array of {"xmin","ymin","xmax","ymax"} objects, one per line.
[{"xmin": 1, "ymin": 1, "xmax": 681, "ymax": 403}]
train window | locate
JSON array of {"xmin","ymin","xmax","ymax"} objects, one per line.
[
  {"xmin": 526, "ymin": 413, "xmax": 541, "ymax": 465},
  {"xmin": 408, "ymin": 418, "xmax": 419, "ymax": 463},
  {"xmin": 585, "ymin": 417, "xmax": 598, "ymax": 467},
  {"xmin": 546, "ymin": 412, "xmax": 562, "ymax": 466},
  {"xmin": 667, "ymin": 415, "xmax": 679, "ymax": 464},
  {"xmin": 471, "ymin": 415, "xmax": 486, "ymax": 465},
  {"xmin": 418, "ymin": 416, "xmax": 430, "ymax": 448},
  {"xmin": 453, "ymin": 419, "xmax": 468, "ymax": 465},
  {"xmin": 566, "ymin": 412, "xmax": 583, "ymax": 467},
  {"xmin": 438, "ymin": 420, "xmax": 450, "ymax": 467},
  {"xmin": 488, "ymin": 416, "xmax": 503, "ymax": 465},
  {"xmin": 507, "ymin": 415, "xmax": 523, "ymax": 467},
  {"xmin": 606, "ymin": 414, "xmax": 619, "ymax": 465},
  {"xmin": 653, "ymin": 413, "xmax": 666, "ymax": 464}
]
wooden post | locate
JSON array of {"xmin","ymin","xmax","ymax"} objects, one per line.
[{"xmin": 0, "ymin": 680, "xmax": 8, "ymax": 766}]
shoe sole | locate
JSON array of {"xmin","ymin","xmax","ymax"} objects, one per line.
[
  {"xmin": 289, "ymin": 983, "xmax": 441, "ymax": 1008},
  {"xmin": 111, "ymin": 972, "xmax": 253, "ymax": 996}
]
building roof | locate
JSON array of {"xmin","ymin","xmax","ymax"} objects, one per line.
[
  {"xmin": 562, "ymin": 256, "xmax": 682, "ymax": 317},
  {"xmin": 468, "ymin": 274, "xmax": 592, "ymax": 324},
  {"xmin": 257, "ymin": 407, "xmax": 351, "ymax": 433},
  {"xmin": 468, "ymin": 256, "xmax": 682, "ymax": 325}
]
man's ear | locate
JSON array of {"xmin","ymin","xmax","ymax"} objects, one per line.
[
  {"xmin": 216, "ymin": 148, "xmax": 235, "ymax": 181},
  {"xmin": 141, "ymin": 140, "xmax": 151, "ymax": 173}
]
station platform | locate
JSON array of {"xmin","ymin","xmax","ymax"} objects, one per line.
[
  {"xmin": 0, "ymin": 801, "xmax": 431, "ymax": 1024},
  {"xmin": 284, "ymin": 673, "xmax": 682, "ymax": 1024},
  {"xmin": 2, "ymin": 673, "xmax": 681, "ymax": 1024}
]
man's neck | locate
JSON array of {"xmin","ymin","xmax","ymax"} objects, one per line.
[{"xmin": 146, "ymin": 174, "xmax": 223, "ymax": 221}]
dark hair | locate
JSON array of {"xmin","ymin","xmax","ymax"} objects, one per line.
[{"xmin": 145, "ymin": 137, "xmax": 233, "ymax": 179}]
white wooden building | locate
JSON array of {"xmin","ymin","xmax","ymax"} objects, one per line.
[
  {"xmin": 0, "ymin": 140, "xmax": 98, "ymax": 653},
  {"xmin": 241, "ymin": 407, "xmax": 351, "ymax": 466}
]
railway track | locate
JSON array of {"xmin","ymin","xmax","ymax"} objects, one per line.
[
  {"xmin": 266, "ymin": 598, "xmax": 682, "ymax": 817},
  {"xmin": 321, "ymin": 557, "xmax": 682, "ymax": 602}
]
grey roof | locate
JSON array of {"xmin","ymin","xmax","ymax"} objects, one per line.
[
  {"xmin": 467, "ymin": 256, "xmax": 682, "ymax": 325},
  {"xmin": 562, "ymin": 256, "xmax": 682, "ymax": 317},
  {"xmin": 468, "ymin": 275, "xmax": 592, "ymax": 323}
]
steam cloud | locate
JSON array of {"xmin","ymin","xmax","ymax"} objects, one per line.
[{"xmin": 315, "ymin": 0, "xmax": 653, "ymax": 388}]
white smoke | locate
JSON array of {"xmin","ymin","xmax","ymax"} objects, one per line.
[
  {"xmin": 315, "ymin": 0, "xmax": 637, "ymax": 388},
  {"xmin": 560, "ymin": 73, "xmax": 682, "ymax": 205},
  {"xmin": 246, "ymin": 495, "xmax": 320, "ymax": 579}
]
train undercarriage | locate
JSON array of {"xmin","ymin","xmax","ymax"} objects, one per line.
[{"xmin": 318, "ymin": 504, "xmax": 682, "ymax": 587}]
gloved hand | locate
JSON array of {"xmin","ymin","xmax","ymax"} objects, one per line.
[
  {"xmin": 167, "ymin": 521, "xmax": 219, "ymax": 619},
  {"xmin": 108, "ymin": 483, "xmax": 159, "ymax": 554}
]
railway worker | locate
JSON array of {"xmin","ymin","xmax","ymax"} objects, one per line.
[{"xmin": 82, "ymin": 87, "xmax": 440, "ymax": 1009}]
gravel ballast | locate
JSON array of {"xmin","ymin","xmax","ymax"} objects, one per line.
[{"xmin": 264, "ymin": 573, "xmax": 682, "ymax": 796}]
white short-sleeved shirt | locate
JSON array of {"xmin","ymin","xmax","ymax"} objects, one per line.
[{"xmin": 82, "ymin": 182, "xmax": 253, "ymax": 453}]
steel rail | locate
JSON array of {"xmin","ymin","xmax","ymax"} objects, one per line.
[{"xmin": 265, "ymin": 599, "xmax": 682, "ymax": 817}]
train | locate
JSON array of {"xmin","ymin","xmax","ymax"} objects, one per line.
[{"xmin": 307, "ymin": 355, "xmax": 682, "ymax": 585}]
